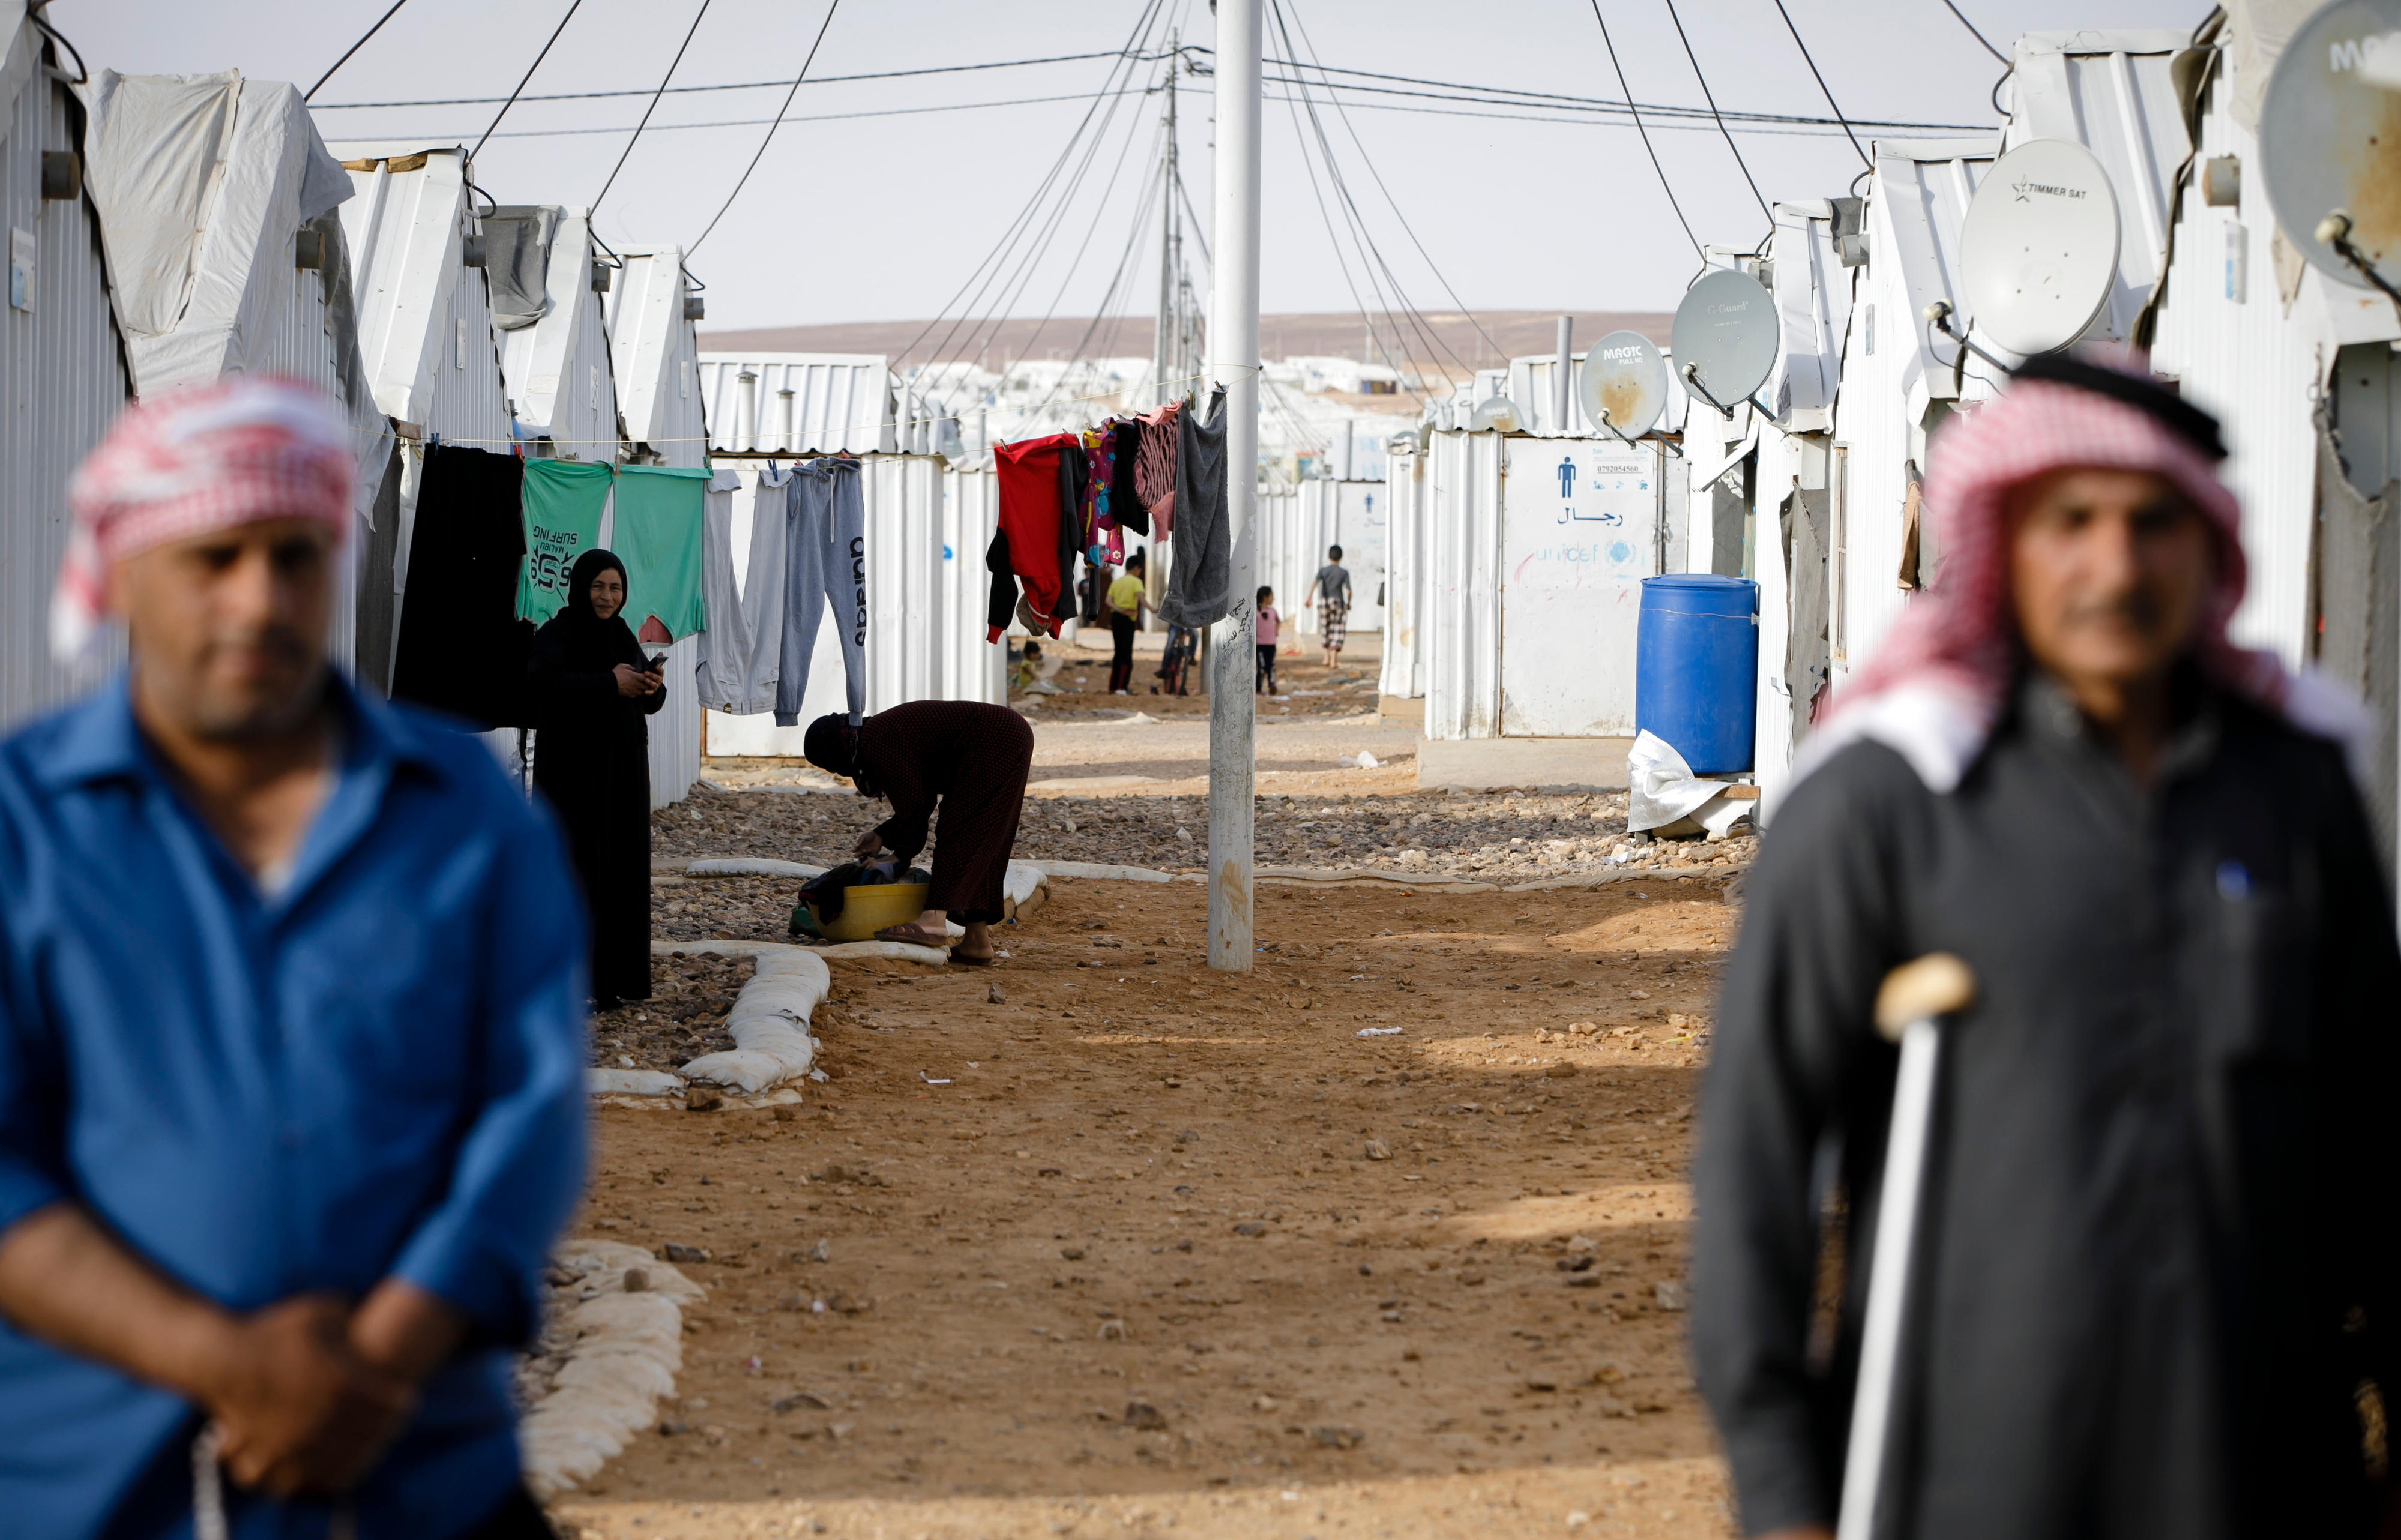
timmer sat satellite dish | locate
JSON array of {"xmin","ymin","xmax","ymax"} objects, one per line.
[
  {"xmin": 1468, "ymin": 396, "xmax": 1523, "ymax": 432},
  {"xmin": 1670, "ymin": 268, "xmax": 1779, "ymax": 414},
  {"xmin": 2259, "ymin": 0, "xmax": 2401, "ymax": 294},
  {"xmin": 1578, "ymin": 329, "xmax": 1669, "ymax": 438},
  {"xmin": 1958, "ymin": 137, "xmax": 2122, "ymax": 355}
]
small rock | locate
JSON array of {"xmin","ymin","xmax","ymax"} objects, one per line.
[
  {"xmin": 657, "ymin": 1419, "xmax": 690, "ymax": 1436},
  {"xmin": 1124, "ymin": 1401, "xmax": 1169, "ymax": 1430},
  {"xmin": 1175, "ymin": 827, "xmax": 1193, "ymax": 844},
  {"xmin": 1655, "ymin": 1280, "xmax": 1688, "ymax": 1311},
  {"xmin": 1566, "ymin": 1511, "xmax": 1592, "ymax": 1530},
  {"xmin": 622, "ymin": 1268, "xmax": 650, "ymax": 1293},
  {"xmin": 1062, "ymin": 1246, "xmax": 1086, "ymax": 1260},
  {"xmin": 771, "ymin": 1105, "xmax": 797, "ymax": 1122},
  {"xmin": 771, "ymin": 1392, "xmax": 831, "ymax": 1413},
  {"xmin": 683, "ymin": 1086, "xmax": 723, "ymax": 1113},
  {"xmin": 663, "ymin": 1243, "xmax": 709, "ymax": 1264},
  {"xmin": 1310, "ymin": 1425, "xmax": 1366, "ymax": 1449},
  {"xmin": 1363, "ymin": 1139, "xmax": 1393, "ymax": 1161},
  {"xmin": 988, "ymin": 982, "xmax": 1007, "ymax": 1005},
  {"xmin": 809, "ymin": 1239, "xmax": 832, "ymax": 1263},
  {"xmin": 1253, "ymin": 1395, "xmax": 1279, "ymax": 1412},
  {"xmin": 1233, "ymin": 1221, "xmax": 1267, "ymax": 1237},
  {"xmin": 1097, "ymin": 1319, "xmax": 1127, "ymax": 1341}
]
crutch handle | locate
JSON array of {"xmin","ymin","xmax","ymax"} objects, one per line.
[{"xmin": 1872, "ymin": 952, "xmax": 1975, "ymax": 1042}]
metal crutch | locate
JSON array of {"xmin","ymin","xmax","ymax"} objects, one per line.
[{"xmin": 1835, "ymin": 952, "xmax": 1977, "ymax": 1540}]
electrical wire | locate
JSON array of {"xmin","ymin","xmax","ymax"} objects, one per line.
[
  {"xmin": 1660, "ymin": 0, "xmax": 1771, "ymax": 223},
  {"xmin": 591, "ymin": 0, "xmax": 712, "ymax": 214},
  {"xmin": 1275, "ymin": 0, "xmax": 1502, "ymax": 366},
  {"xmin": 26, "ymin": 4, "xmax": 86, "ymax": 83},
  {"xmin": 1588, "ymin": 0, "xmax": 1702, "ymax": 262},
  {"xmin": 896, "ymin": 0, "xmax": 1170, "ymax": 368},
  {"xmin": 315, "ymin": 49, "xmax": 1160, "ymax": 109},
  {"xmin": 1768, "ymin": 0, "xmax": 1869, "ymax": 169},
  {"xmin": 1938, "ymin": 0, "xmax": 2011, "ymax": 64},
  {"xmin": 686, "ymin": 0, "xmax": 841, "ymax": 257},
  {"xmin": 472, "ymin": 0, "xmax": 584, "ymax": 160},
  {"xmin": 306, "ymin": 0, "xmax": 409, "ymax": 101}
]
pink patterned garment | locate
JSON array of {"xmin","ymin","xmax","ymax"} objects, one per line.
[
  {"xmin": 58, "ymin": 377, "xmax": 352, "ymax": 659},
  {"xmin": 1136, "ymin": 402, "xmax": 1179, "ymax": 540}
]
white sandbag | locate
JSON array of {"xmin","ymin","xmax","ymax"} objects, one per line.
[
  {"xmin": 751, "ymin": 948, "xmax": 830, "ymax": 990},
  {"xmin": 1004, "ymin": 861, "xmax": 1046, "ymax": 909},
  {"xmin": 585, "ymin": 1067, "xmax": 683, "ymax": 1097},
  {"xmin": 676, "ymin": 1048, "xmax": 787, "ymax": 1095},
  {"xmin": 686, "ymin": 858, "xmax": 824, "ymax": 878},
  {"xmin": 814, "ymin": 940, "xmax": 950, "ymax": 964},
  {"xmin": 1029, "ymin": 861, "xmax": 1177, "ymax": 882},
  {"xmin": 731, "ymin": 978, "xmax": 822, "ymax": 1021}
]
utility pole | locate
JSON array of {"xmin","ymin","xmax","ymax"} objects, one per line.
[
  {"xmin": 1154, "ymin": 31, "xmax": 1179, "ymax": 408},
  {"xmin": 1207, "ymin": 0, "xmax": 1261, "ymax": 975}
]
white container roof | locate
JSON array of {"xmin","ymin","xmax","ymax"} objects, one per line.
[
  {"xmin": 1765, "ymin": 200, "xmax": 1854, "ymax": 433},
  {"xmin": 325, "ymin": 142, "xmax": 492, "ymax": 432},
  {"xmin": 1864, "ymin": 134, "xmax": 2003, "ymax": 423},
  {"xmin": 609, "ymin": 244, "xmax": 700, "ymax": 456},
  {"xmin": 697, "ymin": 353, "xmax": 896, "ymax": 454}
]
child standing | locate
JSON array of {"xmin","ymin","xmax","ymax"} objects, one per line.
[{"xmin": 1255, "ymin": 585, "xmax": 1282, "ymax": 695}]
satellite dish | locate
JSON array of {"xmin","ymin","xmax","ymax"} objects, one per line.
[
  {"xmin": 1957, "ymin": 137, "xmax": 2121, "ymax": 355},
  {"xmin": 1469, "ymin": 396, "xmax": 1522, "ymax": 432},
  {"xmin": 2259, "ymin": 0, "xmax": 2401, "ymax": 293},
  {"xmin": 1670, "ymin": 269, "xmax": 1779, "ymax": 412},
  {"xmin": 1578, "ymin": 329, "xmax": 1669, "ymax": 438}
]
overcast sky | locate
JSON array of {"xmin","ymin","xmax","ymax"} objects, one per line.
[{"xmin": 69, "ymin": 0, "xmax": 2208, "ymax": 338}]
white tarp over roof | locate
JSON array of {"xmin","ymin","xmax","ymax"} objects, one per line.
[
  {"xmin": 77, "ymin": 68, "xmax": 388, "ymax": 529},
  {"xmin": 1765, "ymin": 200, "xmax": 1853, "ymax": 433},
  {"xmin": 609, "ymin": 245, "xmax": 704, "ymax": 462},
  {"xmin": 1865, "ymin": 135, "xmax": 2004, "ymax": 425}
]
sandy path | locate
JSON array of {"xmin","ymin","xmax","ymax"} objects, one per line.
[{"xmin": 556, "ymin": 874, "xmax": 1738, "ymax": 1539}]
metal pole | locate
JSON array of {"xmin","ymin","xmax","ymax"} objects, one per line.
[
  {"xmin": 1207, "ymin": 0, "xmax": 1261, "ymax": 975},
  {"xmin": 1154, "ymin": 32, "xmax": 1178, "ymax": 409},
  {"xmin": 1553, "ymin": 316, "xmax": 1573, "ymax": 435}
]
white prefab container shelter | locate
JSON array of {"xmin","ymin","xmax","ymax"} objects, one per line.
[
  {"xmin": 325, "ymin": 142, "xmax": 511, "ymax": 693},
  {"xmin": 0, "ymin": 4, "xmax": 129, "ymax": 727},
  {"xmin": 606, "ymin": 243, "xmax": 709, "ymax": 809},
  {"xmin": 1288, "ymin": 478, "xmax": 1387, "ymax": 636},
  {"xmin": 1379, "ymin": 438, "xmax": 1427, "ymax": 700},
  {"xmin": 2147, "ymin": 0, "xmax": 2401, "ymax": 874},
  {"xmin": 487, "ymin": 205, "xmax": 618, "ymax": 460},
  {"xmin": 705, "ymin": 453, "xmax": 1000, "ymax": 757},
  {"xmin": 1824, "ymin": 136, "xmax": 2001, "ymax": 694},
  {"xmin": 1420, "ymin": 430, "xmax": 1670, "ymax": 740},
  {"xmin": 697, "ymin": 353, "xmax": 897, "ymax": 455},
  {"xmin": 77, "ymin": 66, "xmax": 391, "ymax": 666}
]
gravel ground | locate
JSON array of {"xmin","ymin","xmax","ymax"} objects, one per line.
[{"xmin": 654, "ymin": 783, "xmax": 1755, "ymax": 885}]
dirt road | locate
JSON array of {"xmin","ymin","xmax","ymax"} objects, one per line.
[{"xmin": 556, "ymin": 868, "xmax": 1737, "ymax": 1539}]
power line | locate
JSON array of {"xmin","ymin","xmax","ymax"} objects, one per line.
[
  {"xmin": 306, "ymin": 0, "xmax": 409, "ymax": 102},
  {"xmin": 315, "ymin": 49, "xmax": 1157, "ymax": 109},
  {"xmin": 1936, "ymin": 0, "xmax": 2010, "ymax": 63},
  {"xmin": 1588, "ymin": 0, "xmax": 1702, "ymax": 262},
  {"xmin": 1769, "ymin": 0, "xmax": 1869, "ymax": 168},
  {"xmin": 1660, "ymin": 0, "xmax": 1771, "ymax": 224},
  {"xmin": 591, "ymin": 0, "xmax": 712, "ymax": 214},
  {"xmin": 472, "ymin": 0, "xmax": 584, "ymax": 160},
  {"xmin": 1275, "ymin": 0, "xmax": 1501, "ymax": 365},
  {"xmin": 687, "ymin": 0, "xmax": 841, "ymax": 257}
]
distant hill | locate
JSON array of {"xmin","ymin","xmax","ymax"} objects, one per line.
[{"xmin": 698, "ymin": 310, "xmax": 1674, "ymax": 371}]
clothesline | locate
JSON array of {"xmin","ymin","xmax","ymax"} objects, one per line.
[{"xmin": 406, "ymin": 364, "xmax": 1262, "ymax": 451}]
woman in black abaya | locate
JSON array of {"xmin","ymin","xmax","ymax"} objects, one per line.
[{"xmin": 529, "ymin": 548, "xmax": 664, "ymax": 1006}]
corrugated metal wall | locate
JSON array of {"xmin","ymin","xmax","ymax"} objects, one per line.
[
  {"xmin": 0, "ymin": 20, "xmax": 127, "ymax": 726},
  {"xmin": 697, "ymin": 354, "xmax": 896, "ymax": 454},
  {"xmin": 1421, "ymin": 429, "xmax": 1504, "ymax": 740},
  {"xmin": 938, "ymin": 463, "xmax": 1003, "ymax": 703},
  {"xmin": 1379, "ymin": 444, "xmax": 1424, "ymax": 699},
  {"xmin": 2148, "ymin": 59, "xmax": 2334, "ymax": 664}
]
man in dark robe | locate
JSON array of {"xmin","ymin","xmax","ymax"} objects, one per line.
[
  {"xmin": 528, "ymin": 548, "xmax": 664, "ymax": 1006},
  {"xmin": 801, "ymin": 702, "xmax": 1034, "ymax": 964},
  {"xmin": 1693, "ymin": 355, "xmax": 2401, "ymax": 1539}
]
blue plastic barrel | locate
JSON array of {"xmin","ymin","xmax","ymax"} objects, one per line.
[{"xmin": 1636, "ymin": 575, "xmax": 1759, "ymax": 774}]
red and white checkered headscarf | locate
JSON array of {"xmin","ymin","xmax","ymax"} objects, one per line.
[
  {"xmin": 58, "ymin": 377, "xmax": 353, "ymax": 660},
  {"xmin": 1794, "ymin": 367, "xmax": 2363, "ymax": 793}
]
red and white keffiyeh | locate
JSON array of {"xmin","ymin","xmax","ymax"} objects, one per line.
[
  {"xmin": 57, "ymin": 377, "xmax": 353, "ymax": 660},
  {"xmin": 1794, "ymin": 369, "xmax": 2364, "ymax": 793}
]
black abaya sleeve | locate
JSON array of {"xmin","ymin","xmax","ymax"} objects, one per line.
[{"xmin": 861, "ymin": 738, "xmax": 935, "ymax": 868}]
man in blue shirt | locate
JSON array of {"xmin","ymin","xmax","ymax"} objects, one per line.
[{"xmin": 0, "ymin": 379, "xmax": 589, "ymax": 1538}]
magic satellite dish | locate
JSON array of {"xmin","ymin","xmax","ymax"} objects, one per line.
[
  {"xmin": 1468, "ymin": 396, "xmax": 1522, "ymax": 432},
  {"xmin": 1670, "ymin": 268, "xmax": 1779, "ymax": 412},
  {"xmin": 1957, "ymin": 138, "xmax": 2122, "ymax": 355},
  {"xmin": 1578, "ymin": 329, "xmax": 1669, "ymax": 438},
  {"xmin": 2259, "ymin": 0, "xmax": 2401, "ymax": 293}
]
